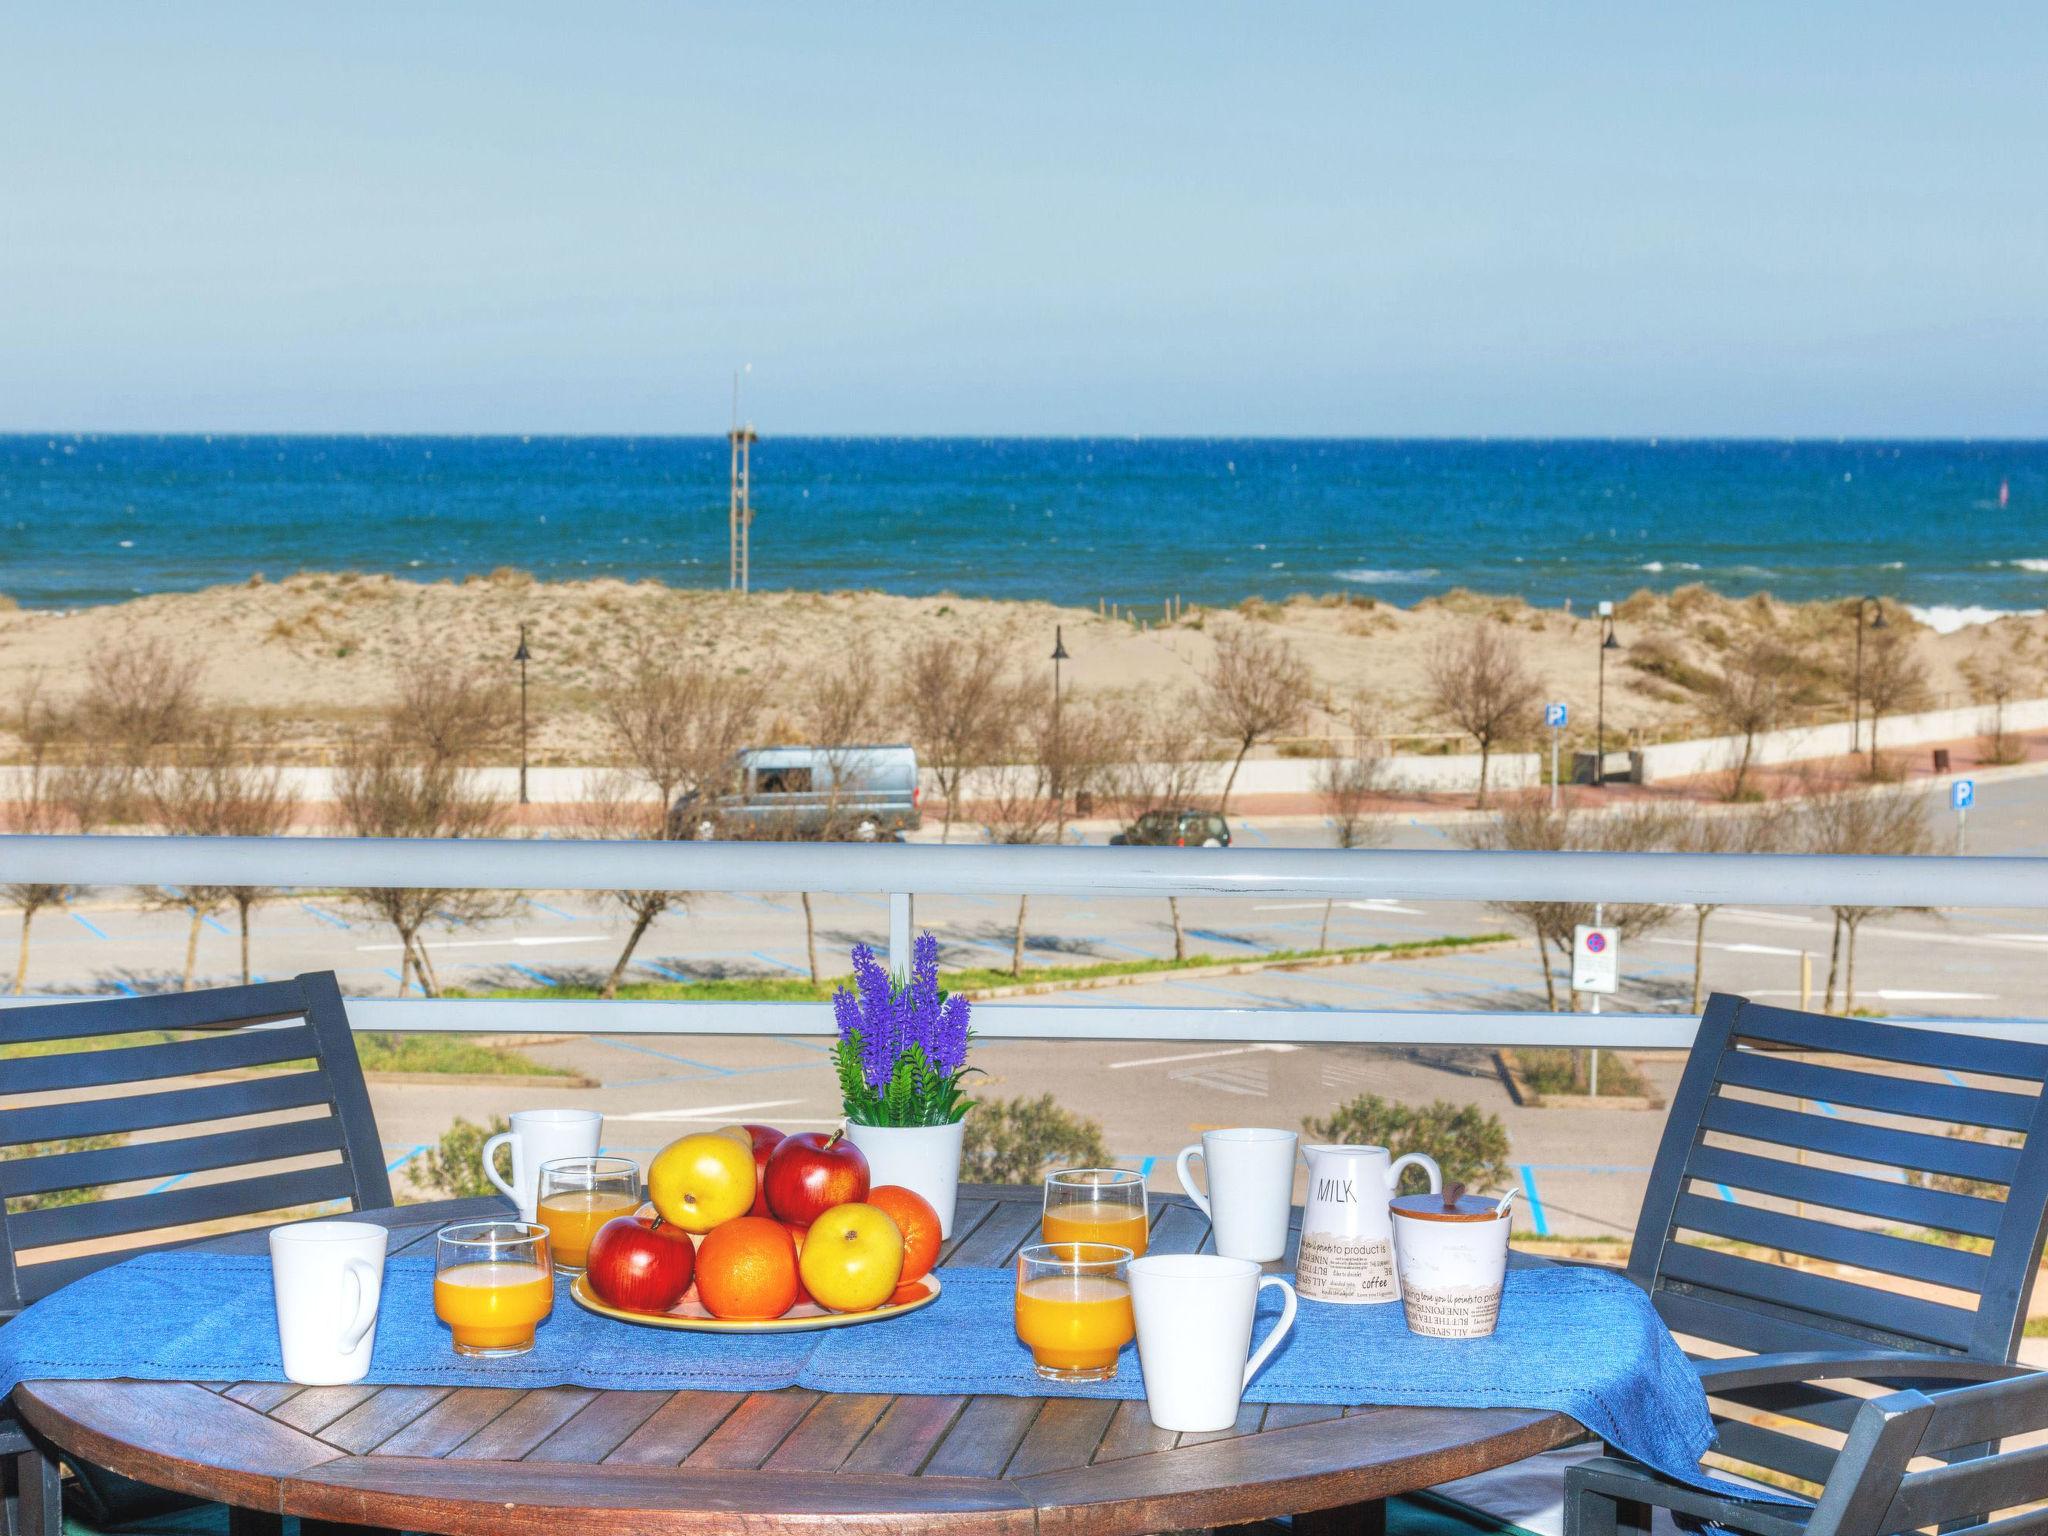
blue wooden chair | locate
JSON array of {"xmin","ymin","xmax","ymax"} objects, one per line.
[
  {"xmin": 2, "ymin": 973, "xmax": 392, "ymax": 1536},
  {"xmin": 1568, "ymin": 1366, "xmax": 2048, "ymax": 1536},
  {"xmin": 1582, "ymin": 990, "xmax": 2048, "ymax": 1530}
]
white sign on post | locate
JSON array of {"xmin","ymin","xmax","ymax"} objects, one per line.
[
  {"xmin": 1952, "ymin": 779, "xmax": 1975, "ymax": 812},
  {"xmin": 1545, "ymin": 703, "xmax": 1568, "ymax": 729},
  {"xmin": 1572, "ymin": 925, "xmax": 1618, "ymax": 994}
]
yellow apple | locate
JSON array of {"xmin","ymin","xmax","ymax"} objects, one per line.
[
  {"xmin": 647, "ymin": 1132, "xmax": 757, "ymax": 1233},
  {"xmin": 799, "ymin": 1200, "xmax": 905, "ymax": 1313},
  {"xmin": 710, "ymin": 1123, "xmax": 754, "ymax": 1149}
]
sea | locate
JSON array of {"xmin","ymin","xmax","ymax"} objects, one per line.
[{"xmin": 2, "ymin": 436, "xmax": 2042, "ymax": 631}]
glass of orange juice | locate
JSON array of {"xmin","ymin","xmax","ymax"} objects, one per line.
[
  {"xmin": 536, "ymin": 1156, "xmax": 641, "ymax": 1273},
  {"xmin": 1042, "ymin": 1167, "xmax": 1148, "ymax": 1257},
  {"xmin": 434, "ymin": 1220, "xmax": 554, "ymax": 1357},
  {"xmin": 1014, "ymin": 1241, "xmax": 1135, "ymax": 1382}
]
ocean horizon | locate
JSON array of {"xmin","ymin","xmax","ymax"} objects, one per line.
[{"xmin": 4, "ymin": 435, "xmax": 2042, "ymax": 631}]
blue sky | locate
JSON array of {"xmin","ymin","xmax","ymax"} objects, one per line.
[{"xmin": 4, "ymin": 5, "xmax": 2044, "ymax": 436}]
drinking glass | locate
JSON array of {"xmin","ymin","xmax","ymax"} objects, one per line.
[
  {"xmin": 1014, "ymin": 1241, "xmax": 1135, "ymax": 1382},
  {"xmin": 434, "ymin": 1220, "xmax": 554, "ymax": 1357},
  {"xmin": 1041, "ymin": 1167, "xmax": 1149, "ymax": 1257},
  {"xmin": 536, "ymin": 1155, "xmax": 641, "ymax": 1273}
]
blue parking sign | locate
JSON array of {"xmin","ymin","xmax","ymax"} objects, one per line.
[
  {"xmin": 1545, "ymin": 702, "xmax": 1568, "ymax": 729},
  {"xmin": 1952, "ymin": 779, "xmax": 1975, "ymax": 811}
]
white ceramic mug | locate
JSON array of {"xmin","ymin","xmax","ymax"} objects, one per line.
[
  {"xmin": 269, "ymin": 1220, "xmax": 388, "ymax": 1385},
  {"xmin": 1391, "ymin": 1196, "xmax": 1512, "ymax": 1339},
  {"xmin": 483, "ymin": 1108, "xmax": 603, "ymax": 1222},
  {"xmin": 1175, "ymin": 1128, "xmax": 1298, "ymax": 1262},
  {"xmin": 1130, "ymin": 1254, "xmax": 1298, "ymax": 1432}
]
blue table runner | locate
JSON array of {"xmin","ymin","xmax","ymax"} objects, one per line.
[{"xmin": 1, "ymin": 1252, "xmax": 1751, "ymax": 1501}]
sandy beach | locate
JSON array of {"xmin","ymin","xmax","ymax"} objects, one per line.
[{"xmin": 0, "ymin": 571, "xmax": 2040, "ymax": 762}]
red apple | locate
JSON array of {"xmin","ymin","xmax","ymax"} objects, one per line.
[
  {"xmin": 586, "ymin": 1214, "xmax": 696, "ymax": 1314},
  {"xmin": 764, "ymin": 1130, "xmax": 870, "ymax": 1226},
  {"xmin": 741, "ymin": 1124, "xmax": 787, "ymax": 1216}
]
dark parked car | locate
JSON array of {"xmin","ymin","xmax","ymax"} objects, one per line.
[{"xmin": 1110, "ymin": 809, "xmax": 1231, "ymax": 847}]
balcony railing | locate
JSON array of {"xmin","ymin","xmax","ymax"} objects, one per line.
[{"xmin": 4, "ymin": 834, "xmax": 2046, "ymax": 1046}]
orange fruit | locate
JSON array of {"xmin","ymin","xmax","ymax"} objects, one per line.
[
  {"xmin": 868, "ymin": 1185, "xmax": 942, "ymax": 1284},
  {"xmin": 693, "ymin": 1216, "xmax": 800, "ymax": 1320}
]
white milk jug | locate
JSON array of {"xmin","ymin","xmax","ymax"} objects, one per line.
[{"xmin": 1296, "ymin": 1143, "xmax": 1442, "ymax": 1304}]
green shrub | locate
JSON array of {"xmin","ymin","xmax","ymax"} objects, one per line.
[
  {"xmin": 407, "ymin": 1115, "xmax": 510, "ymax": 1202},
  {"xmin": 1302, "ymin": 1094, "xmax": 1511, "ymax": 1190},
  {"xmin": 1, "ymin": 1134, "xmax": 127, "ymax": 1212},
  {"xmin": 961, "ymin": 1095, "xmax": 1110, "ymax": 1185},
  {"xmin": 1512, "ymin": 1048, "xmax": 1650, "ymax": 1101}
]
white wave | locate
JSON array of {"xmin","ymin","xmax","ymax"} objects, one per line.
[
  {"xmin": 1639, "ymin": 561, "xmax": 1701, "ymax": 573},
  {"xmin": 1879, "ymin": 560, "xmax": 1904, "ymax": 570},
  {"xmin": 2012, "ymin": 558, "xmax": 2048, "ymax": 574},
  {"xmin": 1908, "ymin": 604, "xmax": 2044, "ymax": 634},
  {"xmin": 1335, "ymin": 567, "xmax": 1440, "ymax": 585}
]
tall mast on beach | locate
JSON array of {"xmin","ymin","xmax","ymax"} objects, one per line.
[{"xmin": 728, "ymin": 365, "xmax": 757, "ymax": 594}]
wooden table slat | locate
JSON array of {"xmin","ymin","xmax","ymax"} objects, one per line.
[
  {"xmin": 761, "ymin": 1391, "xmax": 894, "ymax": 1472},
  {"xmin": 449, "ymin": 1386, "xmax": 597, "ymax": 1460},
  {"xmin": 318, "ymin": 1385, "xmax": 451, "ymax": 1454},
  {"xmin": 945, "ymin": 1201, "xmax": 1044, "ymax": 1267},
  {"xmin": 1174, "ymin": 1399, "xmax": 1265, "ymax": 1446},
  {"xmin": 268, "ymin": 1384, "xmax": 381, "ymax": 1435},
  {"xmin": 936, "ymin": 1198, "xmax": 997, "ymax": 1264},
  {"xmin": 524, "ymin": 1391, "xmax": 668, "ymax": 1464},
  {"xmin": 921, "ymin": 1395, "xmax": 1045, "ymax": 1479},
  {"xmin": 600, "ymin": 1390, "xmax": 747, "ymax": 1467},
  {"xmin": 222, "ymin": 1382, "xmax": 303, "ymax": 1413},
  {"xmin": 841, "ymin": 1394, "xmax": 968, "ymax": 1475},
  {"xmin": 1147, "ymin": 1202, "xmax": 1212, "ymax": 1256},
  {"xmin": 1003, "ymin": 1398, "xmax": 1119, "ymax": 1479},
  {"xmin": 367, "ymin": 1387, "xmax": 527, "ymax": 1459},
  {"xmin": 1090, "ymin": 1399, "xmax": 1178, "ymax": 1464},
  {"xmin": 681, "ymin": 1388, "xmax": 819, "ymax": 1470}
]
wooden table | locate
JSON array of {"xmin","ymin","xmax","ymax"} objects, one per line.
[{"xmin": 11, "ymin": 1186, "xmax": 1580, "ymax": 1536}]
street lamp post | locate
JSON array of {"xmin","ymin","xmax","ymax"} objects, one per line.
[
  {"xmin": 1050, "ymin": 626, "xmax": 1070, "ymax": 822},
  {"xmin": 1595, "ymin": 602, "xmax": 1620, "ymax": 789},
  {"xmin": 514, "ymin": 625, "xmax": 532, "ymax": 806},
  {"xmin": 1851, "ymin": 594, "xmax": 1886, "ymax": 759}
]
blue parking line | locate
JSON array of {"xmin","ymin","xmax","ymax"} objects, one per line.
[
  {"xmin": 1940, "ymin": 1069, "xmax": 1967, "ymax": 1088},
  {"xmin": 110, "ymin": 980, "xmax": 138, "ymax": 997},
  {"xmin": 637, "ymin": 961, "xmax": 692, "ymax": 982},
  {"xmin": 1409, "ymin": 818, "xmax": 1454, "ymax": 843},
  {"xmin": 386, "ymin": 1144, "xmax": 429, "ymax": 1173},
  {"xmin": 1814, "ymin": 1100, "xmax": 1840, "ymax": 1117},
  {"xmin": 527, "ymin": 900, "xmax": 578, "ymax": 921},
  {"xmin": 148, "ymin": 1171, "xmax": 193, "ymax": 1194},
  {"xmin": 751, "ymin": 950, "xmax": 810, "ymax": 976},
  {"xmin": 1138, "ymin": 1156, "xmax": 1157, "ymax": 1178},
  {"xmin": 1717, "ymin": 1183, "xmax": 1737, "ymax": 1203},
  {"xmin": 381, "ymin": 967, "xmax": 406, "ymax": 993},
  {"xmin": 70, "ymin": 912, "xmax": 110, "ymax": 939},
  {"xmin": 1091, "ymin": 939, "xmax": 1159, "ymax": 958},
  {"xmin": 505, "ymin": 962, "xmax": 557, "ymax": 987},
  {"xmin": 739, "ymin": 894, "xmax": 797, "ymax": 915},
  {"xmin": 1516, "ymin": 1165, "xmax": 1550, "ymax": 1236},
  {"xmin": 202, "ymin": 914, "xmax": 232, "ymax": 936},
  {"xmin": 1238, "ymin": 821, "xmax": 1271, "ymax": 845},
  {"xmin": 596, "ymin": 1037, "xmax": 736, "ymax": 1074},
  {"xmin": 1185, "ymin": 929, "xmax": 1271, "ymax": 952},
  {"xmin": 777, "ymin": 1035, "xmax": 835, "ymax": 1055},
  {"xmin": 302, "ymin": 904, "xmax": 351, "ymax": 930}
]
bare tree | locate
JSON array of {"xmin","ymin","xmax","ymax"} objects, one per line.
[
  {"xmin": 1701, "ymin": 636, "xmax": 1796, "ymax": 802},
  {"xmin": 149, "ymin": 713, "xmax": 301, "ymax": 988},
  {"xmin": 1314, "ymin": 696, "xmax": 1392, "ymax": 950},
  {"xmin": 389, "ymin": 658, "xmax": 517, "ymax": 768},
  {"xmin": 1800, "ymin": 782, "xmax": 1931, "ymax": 1013},
  {"xmin": 895, "ymin": 631, "xmax": 1013, "ymax": 842},
  {"xmin": 75, "ymin": 636, "xmax": 203, "ymax": 783},
  {"xmin": 1461, "ymin": 800, "xmax": 1683, "ymax": 1011},
  {"xmin": 1679, "ymin": 802, "xmax": 1789, "ymax": 1012},
  {"xmin": 1424, "ymin": 624, "xmax": 1537, "ymax": 809},
  {"xmin": 1860, "ymin": 628, "xmax": 1930, "ymax": 778},
  {"xmin": 585, "ymin": 651, "xmax": 770, "ymax": 995},
  {"xmin": 4, "ymin": 686, "xmax": 91, "ymax": 994},
  {"xmin": 795, "ymin": 648, "xmax": 888, "ymax": 982},
  {"xmin": 1966, "ymin": 644, "xmax": 2035, "ymax": 766},
  {"xmin": 334, "ymin": 715, "xmax": 510, "ymax": 997},
  {"xmin": 1099, "ymin": 696, "xmax": 1214, "ymax": 960},
  {"xmin": 1200, "ymin": 627, "xmax": 1313, "ymax": 814}
]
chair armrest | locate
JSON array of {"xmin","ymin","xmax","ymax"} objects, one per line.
[
  {"xmin": 1566, "ymin": 1456, "xmax": 1811, "ymax": 1536},
  {"xmin": 1693, "ymin": 1351, "xmax": 2027, "ymax": 1393}
]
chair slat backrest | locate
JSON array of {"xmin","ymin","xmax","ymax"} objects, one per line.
[
  {"xmin": 1808, "ymin": 1372, "xmax": 2048, "ymax": 1536},
  {"xmin": 0, "ymin": 971, "xmax": 390, "ymax": 1317},
  {"xmin": 1633, "ymin": 993, "xmax": 2048, "ymax": 1365}
]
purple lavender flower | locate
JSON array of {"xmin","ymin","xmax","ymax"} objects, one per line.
[{"xmin": 933, "ymin": 992, "xmax": 970, "ymax": 1076}]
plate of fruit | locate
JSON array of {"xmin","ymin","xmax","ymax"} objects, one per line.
[{"xmin": 571, "ymin": 1124, "xmax": 945, "ymax": 1333}]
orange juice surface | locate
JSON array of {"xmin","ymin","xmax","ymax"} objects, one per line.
[
  {"xmin": 536, "ymin": 1190, "xmax": 640, "ymax": 1269},
  {"xmin": 1014, "ymin": 1274, "xmax": 1134, "ymax": 1372},
  {"xmin": 1041, "ymin": 1202, "xmax": 1149, "ymax": 1257},
  {"xmin": 434, "ymin": 1261, "xmax": 555, "ymax": 1351}
]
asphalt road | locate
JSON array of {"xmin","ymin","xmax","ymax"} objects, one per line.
[{"xmin": 20, "ymin": 768, "xmax": 2048, "ymax": 1238}]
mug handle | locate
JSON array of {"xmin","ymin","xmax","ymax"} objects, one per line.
[
  {"xmin": 481, "ymin": 1131, "xmax": 518, "ymax": 1203},
  {"xmin": 1387, "ymin": 1151, "xmax": 1441, "ymax": 1196},
  {"xmin": 1243, "ymin": 1275, "xmax": 1298, "ymax": 1388},
  {"xmin": 337, "ymin": 1258, "xmax": 380, "ymax": 1352},
  {"xmin": 1174, "ymin": 1145, "xmax": 1209, "ymax": 1216}
]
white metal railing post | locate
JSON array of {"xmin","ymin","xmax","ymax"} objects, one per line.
[{"xmin": 888, "ymin": 892, "xmax": 913, "ymax": 981}]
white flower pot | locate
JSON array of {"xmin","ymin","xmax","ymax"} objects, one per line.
[{"xmin": 844, "ymin": 1119, "xmax": 966, "ymax": 1237}]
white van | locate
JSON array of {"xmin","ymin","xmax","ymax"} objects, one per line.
[{"xmin": 669, "ymin": 744, "xmax": 922, "ymax": 841}]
